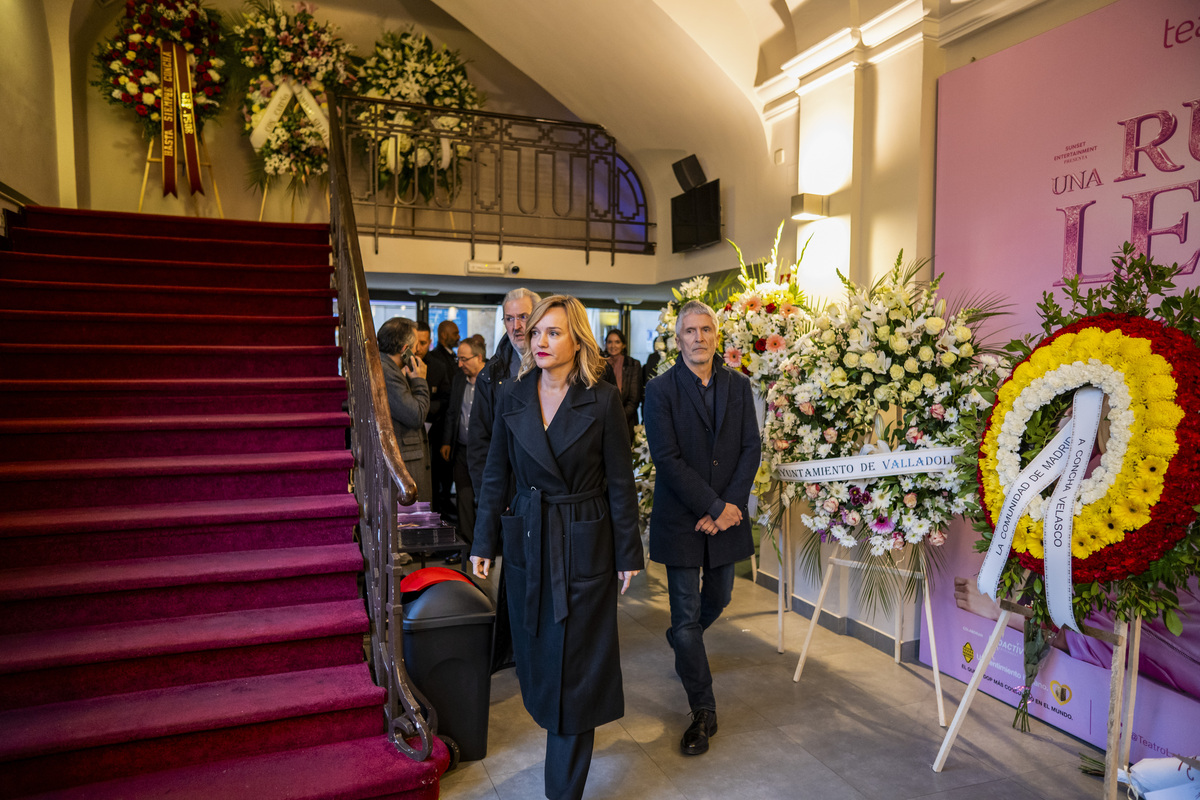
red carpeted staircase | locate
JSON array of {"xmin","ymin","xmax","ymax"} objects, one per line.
[{"xmin": 0, "ymin": 207, "xmax": 447, "ymax": 798}]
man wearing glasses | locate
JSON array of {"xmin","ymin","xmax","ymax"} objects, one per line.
[
  {"xmin": 467, "ymin": 287, "xmax": 541, "ymax": 491},
  {"xmin": 440, "ymin": 337, "xmax": 487, "ymax": 564},
  {"xmin": 467, "ymin": 287, "xmax": 539, "ymax": 671}
]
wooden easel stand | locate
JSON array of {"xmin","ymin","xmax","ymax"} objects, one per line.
[
  {"xmin": 138, "ymin": 137, "xmax": 224, "ymax": 218},
  {"xmin": 932, "ymin": 598, "xmax": 1140, "ymax": 800}
]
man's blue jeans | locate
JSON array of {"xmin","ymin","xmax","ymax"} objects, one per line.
[{"xmin": 666, "ymin": 562, "xmax": 736, "ymax": 712}]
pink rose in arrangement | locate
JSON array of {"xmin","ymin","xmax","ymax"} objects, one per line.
[
  {"xmin": 905, "ymin": 426, "xmax": 924, "ymax": 445},
  {"xmin": 930, "ymin": 403, "xmax": 946, "ymax": 420},
  {"xmin": 843, "ymin": 510, "xmax": 862, "ymax": 526},
  {"xmin": 927, "ymin": 530, "xmax": 946, "ymax": 546},
  {"xmin": 822, "ymin": 497, "xmax": 840, "ymax": 513},
  {"xmin": 823, "ymin": 427, "xmax": 838, "ymax": 443},
  {"xmin": 797, "ymin": 401, "xmax": 815, "ymax": 415},
  {"xmin": 766, "ymin": 334, "xmax": 786, "ymax": 353},
  {"xmin": 903, "ymin": 492, "xmax": 918, "ymax": 508},
  {"xmin": 724, "ymin": 346, "xmax": 742, "ymax": 367},
  {"xmin": 773, "ymin": 438, "xmax": 790, "ymax": 452},
  {"xmin": 804, "ymin": 483, "xmax": 821, "ymax": 499}
]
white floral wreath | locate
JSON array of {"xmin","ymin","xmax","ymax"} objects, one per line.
[{"xmin": 764, "ymin": 258, "xmax": 1003, "ymax": 557}]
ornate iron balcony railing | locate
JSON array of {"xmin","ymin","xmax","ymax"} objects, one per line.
[{"xmin": 335, "ymin": 94, "xmax": 654, "ymax": 264}]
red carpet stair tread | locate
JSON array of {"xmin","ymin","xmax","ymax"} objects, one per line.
[
  {"xmin": 0, "ymin": 376, "xmax": 349, "ymax": 417},
  {"xmin": 0, "ymin": 207, "xmax": 447, "ymax": 798}
]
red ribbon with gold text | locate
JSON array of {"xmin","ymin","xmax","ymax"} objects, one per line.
[{"xmin": 159, "ymin": 41, "xmax": 204, "ymax": 197}]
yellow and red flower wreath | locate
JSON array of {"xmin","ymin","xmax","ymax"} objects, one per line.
[{"xmin": 978, "ymin": 313, "xmax": 1200, "ymax": 583}]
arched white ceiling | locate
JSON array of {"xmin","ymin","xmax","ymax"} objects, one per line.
[{"xmin": 427, "ymin": 0, "xmax": 795, "ymax": 280}]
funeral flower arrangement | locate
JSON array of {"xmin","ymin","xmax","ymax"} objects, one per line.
[
  {"xmin": 719, "ymin": 227, "xmax": 809, "ymax": 393},
  {"xmin": 352, "ymin": 29, "xmax": 485, "ymax": 202},
  {"xmin": 764, "ymin": 255, "xmax": 1004, "ymax": 585},
  {"xmin": 93, "ymin": 0, "xmax": 226, "ymax": 135},
  {"xmin": 630, "ymin": 425, "xmax": 655, "ymax": 539},
  {"xmin": 232, "ymin": 1, "xmax": 353, "ymax": 187},
  {"xmin": 975, "ymin": 245, "xmax": 1200, "ymax": 632}
]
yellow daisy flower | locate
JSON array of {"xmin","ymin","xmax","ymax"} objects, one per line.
[
  {"xmin": 1126, "ymin": 475, "xmax": 1164, "ymax": 506},
  {"xmin": 1026, "ymin": 535, "xmax": 1044, "ymax": 559},
  {"xmin": 1138, "ymin": 455, "xmax": 1170, "ymax": 480},
  {"xmin": 1073, "ymin": 515, "xmax": 1106, "ymax": 557}
]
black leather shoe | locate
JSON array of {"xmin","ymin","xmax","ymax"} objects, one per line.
[
  {"xmin": 680, "ymin": 709, "xmax": 717, "ymax": 756},
  {"xmin": 443, "ymin": 552, "xmax": 462, "ymax": 565}
]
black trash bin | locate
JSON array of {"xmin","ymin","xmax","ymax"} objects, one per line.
[{"xmin": 401, "ymin": 569, "xmax": 496, "ymax": 763}]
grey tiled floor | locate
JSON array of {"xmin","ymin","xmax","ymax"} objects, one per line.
[{"xmin": 440, "ymin": 560, "xmax": 1104, "ymax": 799}]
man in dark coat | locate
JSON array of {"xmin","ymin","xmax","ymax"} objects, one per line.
[
  {"xmin": 467, "ymin": 288, "xmax": 541, "ymax": 492},
  {"xmin": 377, "ymin": 317, "xmax": 432, "ymax": 503},
  {"xmin": 425, "ymin": 320, "xmax": 460, "ymax": 516},
  {"xmin": 644, "ymin": 299, "xmax": 761, "ymax": 757},
  {"xmin": 439, "ymin": 337, "xmax": 486, "ymax": 563},
  {"xmin": 467, "ymin": 287, "xmax": 540, "ymax": 672}
]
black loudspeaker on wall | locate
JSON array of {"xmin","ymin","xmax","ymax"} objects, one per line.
[{"xmin": 672, "ymin": 155, "xmax": 707, "ymax": 192}]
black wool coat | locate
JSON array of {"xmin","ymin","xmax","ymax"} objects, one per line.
[
  {"xmin": 472, "ymin": 372, "xmax": 644, "ymax": 735},
  {"xmin": 644, "ymin": 360, "xmax": 761, "ymax": 568}
]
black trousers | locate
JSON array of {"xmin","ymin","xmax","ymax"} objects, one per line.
[
  {"xmin": 452, "ymin": 445, "xmax": 475, "ymax": 546},
  {"xmin": 544, "ymin": 728, "xmax": 594, "ymax": 800},
  {"xmin": 430, "ymin": 427, "xmax": 453, "ymax": 514}
]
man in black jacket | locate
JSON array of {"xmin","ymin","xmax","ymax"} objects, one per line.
[
  {"xmin": 439, "ymin": 337, "xmax": 486, "ymax": 564},
  {"xmin": 467, "ymin": 288, "xmax": 541, "ymax": 491},
  {"xmin": 377, "ymin": 317, "xmax": 432, "ymax": 503},
  {"xmin": 426, "ymin": 320, "xmax": 460, "ymax": 516},
  {"xmin": 467, "ymin": 287, "xmax": 540, "ymax": 672},
  {"xmin": 644, "ymin": 300, "xmax": 761, "ymax": 758}
]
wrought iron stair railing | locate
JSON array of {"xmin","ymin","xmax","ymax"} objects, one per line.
[{"xmin": 328, "ymin": 96, "xmax": 437, "ymax": 762}]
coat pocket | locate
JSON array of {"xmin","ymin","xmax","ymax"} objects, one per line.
[
  {"xmin": 500, "ymin": 514, "xmax": 527, "ymax": 570},
  {"xmin": 570, "ymin": 515, "xmax": 613, "ymax": 581}
]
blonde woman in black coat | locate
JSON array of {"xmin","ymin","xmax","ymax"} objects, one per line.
[{"xmin": 471, "ymin": 295, "xmax": 644, "ymax": 800}]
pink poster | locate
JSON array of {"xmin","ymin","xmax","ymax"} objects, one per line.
[{"xmin": 927, "ymin": 0, "xmax": 1200, "ymax": 760}]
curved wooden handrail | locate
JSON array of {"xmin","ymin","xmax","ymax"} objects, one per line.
[{"xmin": 329, "ymin": 94, "xmax": 433, "ymax": 762}]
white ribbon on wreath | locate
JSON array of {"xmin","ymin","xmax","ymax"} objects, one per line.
[
  {"xmin": 379, "ymin": 111, "xmax": 455, "ymax": 177},
  {"xmin": 776, "ymin": 412, "xmax": 963, "ymax": 483},
  {"xmin": 977, "ymin": 385, "xmax": 1105, "ymax": 632},
  {"xmin": 249, "ymin": 78, "xmax": 330, "ymax": 152}
]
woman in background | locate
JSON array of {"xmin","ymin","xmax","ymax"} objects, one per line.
[
  {"xmin": 471, "ymin": 296, "xmax": 644, "ymax": 800},
  {"xmin": 603, "ymin": 328, "xmax": 642, "ymax": 442}
]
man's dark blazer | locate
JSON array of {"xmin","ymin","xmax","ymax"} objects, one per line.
[
  {"xmin": 644, "ymin": 359, "xmax": 760, "ymax": 568},
  {"xmin": 424, "ymin": 344, "xmax": 457, "ymax": 431},
  {"xmin": 441, "ymin": 370, "xmax": 472, "ymax": 462},
  {"xmin": 467, "ymin": 335, "xmax": 520, "ymax": 492}
]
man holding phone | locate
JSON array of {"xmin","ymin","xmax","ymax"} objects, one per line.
[{"xmin": 377, "ymin": 316, "xmax": 432, "ymax": 502}]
